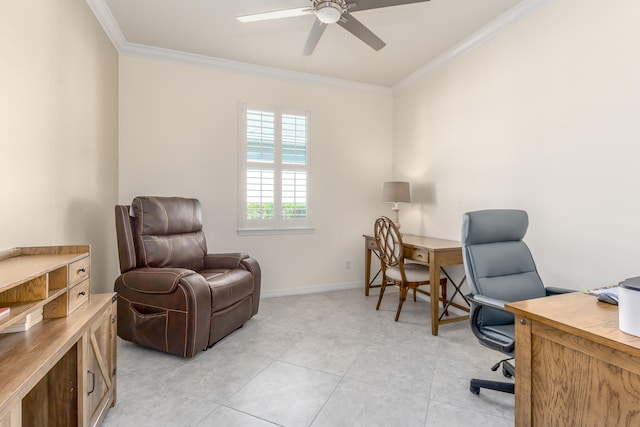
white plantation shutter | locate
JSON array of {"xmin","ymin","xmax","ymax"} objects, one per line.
[
  {"xmin": 239, "ymin": 104, "xmax": 311, "ymax": 232},
  {"xmin": 246, "ymin": 169, "xmax": 274, "ymax": 219},
  {"xmin": 246, "ymin": 110, "xmax": 275, "ymax": 163},
  {"xmin": 282, "ymin": 114, "xmax": 306, "ymax": 165},
  {"xmin": 282, "ymin": 170, "xmax": 307, "ymax": 219}
]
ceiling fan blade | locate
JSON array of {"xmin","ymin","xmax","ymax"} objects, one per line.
[
  {"xmin": 302, "ymin": 19, "xmax": 328, "ymax": 56},
  {"xmin": 237, "ymin": 7, "xmax": 313, "ymax": 23},
  {"xmin": 337, "ymin": 13, "xmax": 386, "ymax": 51},
  {"xmin": 347, "ymin": 0, "xmax": 430, "ymax": 13}
]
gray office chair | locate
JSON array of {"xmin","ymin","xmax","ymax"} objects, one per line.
[{"xmin": 461, "ymin": 209, "xmax": 571, "ymax": 395}]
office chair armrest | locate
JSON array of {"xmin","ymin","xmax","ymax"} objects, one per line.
[
  {"xmin": 468, "ymin": 294, "xmax": 515, "ymax": 354},
  {"xmin": 467, "ymin": 294, "xmax": 507, "ymax": 310},
  {"xmin": 545, "ymin": 286, "xmax": 575, "ymax": 296}
]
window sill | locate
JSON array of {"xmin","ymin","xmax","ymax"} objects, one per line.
[{"xmin": 237, "ymin": 227, "xmax": 315, "ymax": 236}]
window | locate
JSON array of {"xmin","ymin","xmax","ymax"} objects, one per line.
[{"xmin": 239, "ymin": 104, "xmax": 311, "ymax": 233}]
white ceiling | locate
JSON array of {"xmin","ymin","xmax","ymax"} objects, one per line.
[{"xmin": 97, "ymin": 0, "xmax": 524, "ymax": 87}]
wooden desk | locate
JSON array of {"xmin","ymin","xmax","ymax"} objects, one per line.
[
  {"xmin": 363, "ymin": 234, "xmax": 469, "ymax": 335},
  {"xmin": 0, "ymin": 246, "xmax": 116, "ymax": 427},
  {"xmin": 506, "ymin": 292, "xmax": 640, "ymax": 426}
]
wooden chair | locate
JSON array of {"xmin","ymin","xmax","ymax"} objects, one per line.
[{"xmin": 374, "ymin": 216, "xmax": 448, "ymax": 321}]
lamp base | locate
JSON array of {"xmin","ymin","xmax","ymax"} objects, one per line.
[{"xmin": 391, "ymin": 204, "xmax": 401, "ymax": 229}]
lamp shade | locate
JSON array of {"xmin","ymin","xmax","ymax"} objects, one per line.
[{"xmin": 382, "ymin": 181, "xmax": 411, "ymax": 203}]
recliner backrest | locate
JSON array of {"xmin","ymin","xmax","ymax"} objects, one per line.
[
  {"xmin": 115, "ymin": 204, "xmax": 137, "ymax": 273},
  {"xmin": 461, "ymin": 209, "xmax": 546, "ymax": 326},
  {"xmin": 125, "ymin": 196, "xmax": 207, "ymax": 272}
]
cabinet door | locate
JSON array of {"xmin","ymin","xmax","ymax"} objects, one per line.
[
  {"xmin": 0, "ymin": 403, "xmax": 22, "ymax": 427},
  {"xmin": 86, "ymin": 298, "xmax": 116, "ymax": 427}
]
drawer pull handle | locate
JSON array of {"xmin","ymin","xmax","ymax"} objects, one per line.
[
  {"xmin": 88, "ymin": 370, "xmax": 95, "ymax": 395},
  {"xmin": 78, "ymin": 291, "xmax": 86, "ymax": 296},
  {"xmin": 78, "ymin": 267, "xmax": 87, "ymax": 274}
]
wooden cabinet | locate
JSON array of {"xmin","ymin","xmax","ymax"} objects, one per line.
[
  {"xmin": 0, "ymin": 246, "xmax": 117, "ymax": 427},
  {"xmin": 0, "ymin": 245, "xmax": 92, "ymax": 329},
  {"xmin": 85, "ymin": 299, "xmax": 116, "ymax": 427},
  {"xmin": 507, "ymin": 292, "xmax": 640, "ymax": 426}
]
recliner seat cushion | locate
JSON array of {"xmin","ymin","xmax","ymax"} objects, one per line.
[
  {"xmin": 132, "ymin": 196, "xmax": 207, "ymax": 271},
  {"xmin": 201, "ymin": 268, "xmax": 254, "ymax": 312}
]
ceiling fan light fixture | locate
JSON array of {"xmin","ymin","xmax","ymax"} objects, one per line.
[{"xmin": 314, "ymin": 0, "xmax": 346, "ymax": 24}]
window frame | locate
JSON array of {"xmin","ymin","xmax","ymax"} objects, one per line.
[{"xmin": 238, "ymin": 103, "xmax": 313, "ymax": 235}]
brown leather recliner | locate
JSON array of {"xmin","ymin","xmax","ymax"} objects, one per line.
[{"xmin": 114, "ymin": 196, "xmax": 261, "ymax": 357}]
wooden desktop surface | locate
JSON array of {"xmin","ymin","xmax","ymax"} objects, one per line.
[
  {"xmin": 398, "ymin": 234, "xmax": 464, "ymax": 252},
  {"xmin": 506, "ymin": 291, "xmax": 640, "ymax": 426},
  {"xmin": 507, "ymin": 291, "xmax": 640, "ymax": 356}
]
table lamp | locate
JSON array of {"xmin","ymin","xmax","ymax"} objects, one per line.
[{"xmin": 382, "ymin": 181, "xmax": 410, "ymax": 229}]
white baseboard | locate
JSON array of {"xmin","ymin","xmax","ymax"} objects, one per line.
[
  {"xmin": 260, "ymin": 281, "xmax": 468, "ymax": 317},
  {"xmin": 260, "ymin": 281, "xmax": 364, "ymax": 299}
]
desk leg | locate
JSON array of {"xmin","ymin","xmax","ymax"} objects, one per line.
[
  {"xmin": 365, "ymin": 244, "xmax": 372, "ymax": 296},
  {"xmin": 430, "ymin": 252, "xmax": 441, "ymax": 336},
  {"xmin": 514, "ymin": 315, "xmax": 532, "ymax": 427}
]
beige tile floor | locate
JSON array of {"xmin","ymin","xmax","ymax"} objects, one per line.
[{"xmin": 102, "ymin": 288, "xmax": 514, "ymax": 427}]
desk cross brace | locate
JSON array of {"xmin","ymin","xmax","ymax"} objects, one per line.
[
  {"xmin": 368, "ymin": 250, "xmax": 382, "ymax": 287},
  {"xmin": 438, "ymin": 267, "xmax": 470, "ymax": 322}
]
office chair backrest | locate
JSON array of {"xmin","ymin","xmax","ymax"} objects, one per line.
[{"xmin": 461, "ymin": 209, "xmax": 546, "ymax": 327}]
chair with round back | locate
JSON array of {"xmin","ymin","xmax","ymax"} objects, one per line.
[{"xmin": 374, "ymin": 216, "xmax": 447, "ymax": 321}]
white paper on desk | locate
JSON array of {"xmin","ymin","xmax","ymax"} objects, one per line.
[{"xmin": 585, "ymin": 286, "xmax": 619, "ymax": 296}]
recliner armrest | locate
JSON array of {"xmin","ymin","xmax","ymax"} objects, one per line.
[
  {"xmin": 115, "ymin": 266, "xmax": 212, "ymax": 357},
  {"xmin": 239, "ymin": 256, "xmax": 261, "ymax": 316},
  {"xmin": 203, "ymin": 252, "xmax": 249, "ymax": 270},
  {"xmin": 545, "ymin": 286, "xmax": 575, "ymax": 296},
  {"xmin": 467, "ymin": 294, "xmax": 508, "ymax": 310},
  {"xmin": 119, "ymin": 267, "xmax": 199, "ymax": 294}
]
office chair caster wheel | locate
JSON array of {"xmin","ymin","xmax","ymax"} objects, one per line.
[{"xmin": 470, "ymin": 385, "xmax": 480, "ymax": 395}]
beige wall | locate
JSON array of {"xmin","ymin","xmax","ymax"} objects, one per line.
[
  {"xmin": 394, "ymin": 0, "xmax": 640, "ymax": 290},
  {"xmin": 4, "ymin": 0, "xmax": 636, "ymax": 298},
  {"xmin": 0, "ymin": 0, "xmax": 119, "ymax": 293},
  {"xmin": 118, "ymin": 55, "xmax": 393, "ymax": 295}
]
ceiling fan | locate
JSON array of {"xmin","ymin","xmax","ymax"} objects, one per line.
[{"xmin": 237, "ymin": 0, "xmax": 430, "ymax": 55}]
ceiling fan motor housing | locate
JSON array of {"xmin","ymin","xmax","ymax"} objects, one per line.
[{"xmin": 313, "ymin": 0, "xmax": 347, "ymax": 24}]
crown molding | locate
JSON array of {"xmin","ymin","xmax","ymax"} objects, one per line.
[
  {"xmin": 86, "ymin": 0, "xmax": 390, "ymax": 95},
  {"xmin": 119, "ymin": 43, "xmax": 393, "ymax": 95},
  {"xmin": 392, "ymin": 0, "xmax": 554, "ymax": 93},
  {"xmin": 86, "ymin": 0, "xmax": 126, "ymax": 49},
  {"xmin": 87, "ymin": 0, "xmax": 552, "ymax": 96}
]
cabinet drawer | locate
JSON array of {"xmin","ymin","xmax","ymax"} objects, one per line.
[
  {"xmin": 366, "ymin": 238, "xmax": 378, "ymax": 251},
  {"xmin": 68, "ymin": 279, "xmax": 90, "ymax": 313},
  {"xmin": 68, "ymin": 257, "xmax": 90, "ymax": 285},
  {"xmin": 406, "ymin": 247, "xmax": 429, "ymax": 263}
]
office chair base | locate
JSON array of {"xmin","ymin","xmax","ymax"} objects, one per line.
[
  {"xmin": 469, "ymin": 378, "xmax": 514, "ymax": 395},
  {"xmin": 490, "ymin": 358, "xmax": 515, "ymax": 379}
]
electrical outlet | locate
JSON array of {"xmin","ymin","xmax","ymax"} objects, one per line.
[{"xmin": 345, "ymin": 259, "xmax": 351, "ymax": 269}]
